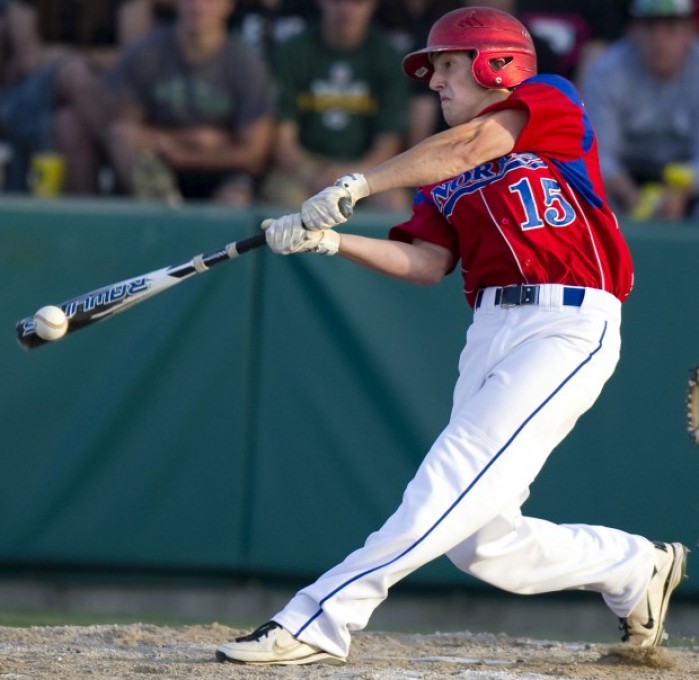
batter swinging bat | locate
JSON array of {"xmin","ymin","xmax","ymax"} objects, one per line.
[{"xmin": 15, "ymin": 198, "xmax": 352, "ymax": 350}]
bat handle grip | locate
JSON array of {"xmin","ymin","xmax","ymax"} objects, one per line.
[
  {"xmin": 251, "ymin": 196, "xmax": 352, "ymax": 251},
  {"xmin": 235, "ymin": 232, "xmax": 267, "ymax": 255}
]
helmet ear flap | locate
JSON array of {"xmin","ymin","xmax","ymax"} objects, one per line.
[{"xmin": 472, "ymin": 51, "xmax": 523, "ymax": 88}]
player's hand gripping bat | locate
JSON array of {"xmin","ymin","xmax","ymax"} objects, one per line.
[{"xmin": 15, "ymin": 199, "xmax": 352, "ymax": 350}]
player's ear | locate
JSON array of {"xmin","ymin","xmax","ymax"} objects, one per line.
[{"xmin": 489, "ymin": 57, "xmax": 512, "ymax": 73}]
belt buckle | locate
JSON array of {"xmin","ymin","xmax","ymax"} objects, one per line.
[
  {"xmin": 499, "ymin": 284, "xmax": 539, "ymax": 307},
  {"xmin": 499, "ymin": 284, "xmax": 520, "ymax": 308}
]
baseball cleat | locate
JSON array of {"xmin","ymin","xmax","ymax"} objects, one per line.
[
  {"xmin": 215, "ymin": 620, "xmax": 346, "ymax": 666},
  {"xmin": 619, "ymin": 541, "xmax": 688, "ymax": 647}
]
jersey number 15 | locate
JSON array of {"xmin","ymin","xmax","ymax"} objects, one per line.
[{"xmin": 509, "ymin": 177, "xmax": 575, "ymax": 230}]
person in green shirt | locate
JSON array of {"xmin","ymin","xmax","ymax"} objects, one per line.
[{"xmin": 261, "ymin": 0, "xmax": 411, "ymax": 211}]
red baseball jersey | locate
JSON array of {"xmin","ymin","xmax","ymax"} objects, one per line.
[{"xmin": 389, "ymin": 75, "xmax": 634, "ymax": 308}]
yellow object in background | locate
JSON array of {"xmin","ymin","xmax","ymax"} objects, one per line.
[
  {"xmin": 631, "ymin": 182, "xmax": 662, "ymax": 221},
  {"xmin": 663, "ymin": 163, "xmax": 694, "ymax": 190},
  {"xmin": 30, "ymin": 152, "xmax": 65, "ymax": 198}
]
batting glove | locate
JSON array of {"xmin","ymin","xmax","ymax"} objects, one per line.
[
  {"xmin": 301, "ymin": 172, "xmax": 370, "ymax": 231},
  {"xmin": 262, "ymin": 213, "xmax": 340, "ymax": 256}
]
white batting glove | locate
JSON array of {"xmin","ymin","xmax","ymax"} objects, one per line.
[
  {"xmin": 301, "ymin": 172, "xmax": 370, "ymax": 231},
  {"xmin": 261, "ymin": 213, "xmax": 340, "ymax": 256}
]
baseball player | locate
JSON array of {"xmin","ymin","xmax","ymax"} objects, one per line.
[{"xmin": 216, "ymin": 7, "xmax": 688, "ymax": 666}]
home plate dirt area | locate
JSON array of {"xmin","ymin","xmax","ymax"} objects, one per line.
[{"xmin": 0, "ymin": 623, "xmax": 697, "ymax": 679}]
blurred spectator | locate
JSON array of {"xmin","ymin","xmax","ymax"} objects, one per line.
[
  {"xmin": 230, "ymin": 0, "xmax": 317, "ymax": 61},
  {"xmin": 6, "ymin": 0, "xmax": 163, "ymax": 75},
  {"xmin": 122, "ymin": 0, "xmax": 178, "ymax": 34},
  {"xmin": 581, "ymin": 0, "xmax": 699, "ymax": 221},
  {"xmin": 260, "ymin": 0, "xmax": 411, "ymax": 211},
  {"xmin": 0, "ymin": 1, "xmax": 11, "ymax": 179},
  {"xmin": 517, "ymin": 0, "xmax": 632, "ymax": 82},
  {"xmin": 0, "ymin": 0, "xmax": 136, "ymax": 194},
  {"xmin": 375, "ymin": 0, "xmax": 461, "ymax": 148},
  {"xmin": 105, "ymin": 0, "xmax": 275, "ymax": 206},
  {"xmin": 375, "ymin": 0, "xmax": 461, "ymax": 55}
]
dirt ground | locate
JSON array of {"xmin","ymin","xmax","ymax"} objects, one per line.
[{"xmin": 0, "ymin": 623, "xmax": 697, "ymax": 679}]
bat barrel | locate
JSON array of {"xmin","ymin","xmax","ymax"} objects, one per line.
[{"xmin": 16, "ymin": 318, "xmax": 50, "ymax": 350}]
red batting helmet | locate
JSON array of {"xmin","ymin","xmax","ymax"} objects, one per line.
[{"xmin": 402, "ymin": 7, "xmax": 537, "ymax": 89}]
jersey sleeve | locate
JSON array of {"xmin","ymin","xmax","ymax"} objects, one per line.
[
  {"xmin": 483, "ymin": 75, "xmax": 593, "ymax": 163},
  {"xmin": 388, "ymin": 189, "xmax": 460, "ymax": 273}
]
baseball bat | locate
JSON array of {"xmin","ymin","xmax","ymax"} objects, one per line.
[
  {"xmin": 15, "ymin": 232, "xmax": 266, "ymax": 350},
  {"xmin": 15, "ymin": 198, "xmax": 352, "ymax": 350}
]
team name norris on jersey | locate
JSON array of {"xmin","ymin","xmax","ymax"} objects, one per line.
[{"xmin": 431, "ymin": 153, "xmax": 548, "ymax": 217}]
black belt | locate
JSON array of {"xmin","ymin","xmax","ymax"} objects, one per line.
[{"xmin": 475, "ymin": 285, "xmax": 585, "ymax": 309}]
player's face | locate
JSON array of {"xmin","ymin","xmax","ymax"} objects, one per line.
[{"xmin": 429, "ymin": 52, "xmax": 495, "ymax": 126}]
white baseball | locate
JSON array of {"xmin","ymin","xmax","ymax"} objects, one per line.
[{"xmin": 34, "ymin": 305, "xmax": 69, "ymax": 341}]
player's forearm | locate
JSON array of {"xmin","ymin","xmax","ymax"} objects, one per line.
[
  {"xmin": 336, "ymin": 233, "xmax": 451, "ymax": 286},
  {"xmin": 364, "ymin": 110, "xmax": 523, "ymax": 194}
]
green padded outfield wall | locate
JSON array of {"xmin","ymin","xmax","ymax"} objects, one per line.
[{"xmin": 1, "ymin": 197, "xmax": 698, "ymax": 594}]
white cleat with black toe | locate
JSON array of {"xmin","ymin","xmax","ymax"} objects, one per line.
[
  {"xmin": 216, "ymin": 621, "xmax": 347, "ymax": 666},
  {"xmin": 619, "ymin": 541, "xmax": 689, "ymax": 647}
]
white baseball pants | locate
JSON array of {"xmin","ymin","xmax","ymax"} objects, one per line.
[{"xmin": 275, "ymin": 285, "xmax": 655, "ymax": 658}]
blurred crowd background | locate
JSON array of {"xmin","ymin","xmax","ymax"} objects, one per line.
[{"xmin": 0, "ymin": 0, "xmax": 697, "ymax": 222}]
